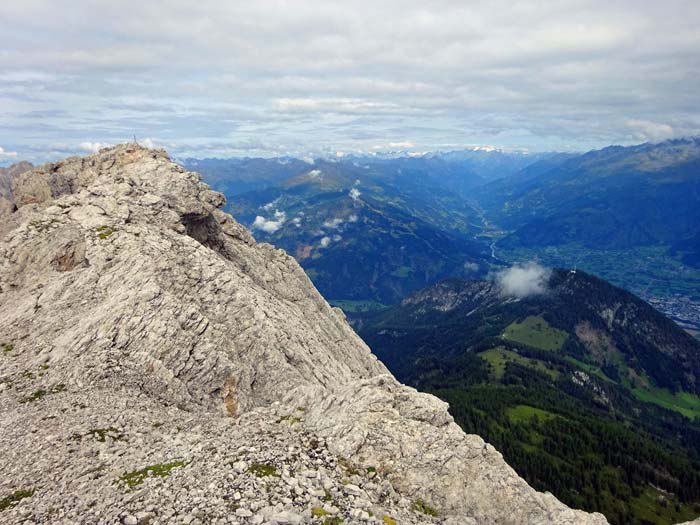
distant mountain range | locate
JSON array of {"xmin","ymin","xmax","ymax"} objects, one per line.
[
  {"xmin": 477, "ymin": 138, "xmax": 700, "ymax": 254},
  {"xmin": 184, "ymin": 148, "xmax": 548, "ymax": 196},
  {"xmin": 182, "ymin": 157, "xmax": 311, "ymax": 196},
  {"xmin": 186, "ymin": 139, "xmax": 700, "ymax": 328},
  {"xmin": 222, "ymin": 159, "xmax": 493, "ymax": 304},
  {"xmin": 358, "ymin": 269, "xmax": 700, "ymax": 525}
]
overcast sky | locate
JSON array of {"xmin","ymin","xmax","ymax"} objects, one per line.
[{"xmin": 1, "ymin": 0, "xmax": 699, "ymax": 163}]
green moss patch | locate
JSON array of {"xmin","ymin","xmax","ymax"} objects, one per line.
[
  {"xmin": 248, "ymin": 463, "xmax": 278, "ymax": 478},
  {"xmin": 96, "ymin": 225, "xmax": 116, "ymax": 239},
  {"xmin": 20, "ymin": 389, "xmax": 46, "ymax": 403},
  {"xmin": 277, "ymin": 414, "xmax": 302, "ymax": 425},
  {"xmin": 119, "ymin": 460, "xmax": 187, "ymax": 489},
  {"xmin": 412, "ymin": 499, "xmax": 439, "ymax": 517},
  {"xmin": 0, "ymin": 489, "xmax": 34, "ymax": 511},
  {"xmin": 74, "ymin": 427, "xmax": 126, "ymax": 442},
  {"xmin": 28, "ymin": 219, "xmax": 59, "ymax": 233}
]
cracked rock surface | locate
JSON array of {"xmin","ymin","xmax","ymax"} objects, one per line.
[{"xmin": 1, "ymin": 145, "xmax": 608, "ymax": 524}]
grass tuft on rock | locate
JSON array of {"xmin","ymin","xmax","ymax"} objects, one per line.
[
  {"xmin": 20, "ymin": 389, "xmax": 46, "ymax": 403},
  {"xmin": 277, "ymin": 414, "xmax": 302, "ymax": 425},
  {"xmin": 311, "ymin": 506, "xmax": 328, "ymax": 517}
]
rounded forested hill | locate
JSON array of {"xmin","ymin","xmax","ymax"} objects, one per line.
[{"xmin": 359, "ymin": 269, "xmax": 700, "ymax": 525}]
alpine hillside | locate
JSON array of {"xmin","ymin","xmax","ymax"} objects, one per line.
[{"xmin": 359, "ymin": 269, "xmax": 700, "ymax": 525}]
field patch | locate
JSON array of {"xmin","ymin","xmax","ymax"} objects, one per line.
[
  {"xmin": 506, "ymin": 405, "xmax": 559, "ymax": 425},
  {"xmin": 633, "ymin": 386, "xmax": 700, "ymax": 420},
  {"xmin": 479, "ymin": 347, "xmax": 559, "ymax": 381},
  {"xmin": 502, "ymin": 316, "xmax": 568, "ymax": 351}
]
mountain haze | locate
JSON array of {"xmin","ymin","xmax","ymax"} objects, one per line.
[
  {"xmin": 477, "ymin": 138, "xmax": 700, "ymax": 250},
  {"xmin": 226, "ymin": 158, "xmax": 493, "ymax": 304}
]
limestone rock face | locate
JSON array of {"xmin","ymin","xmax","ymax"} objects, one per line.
[
  {"xmin": 0, "ymin": 145, "xmax": 609, "ymax": 524},
  {"xmin": 0, "ymin": 161, "xmax": 33, "ymax": 217}
]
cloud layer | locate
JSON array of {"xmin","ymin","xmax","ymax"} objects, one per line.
[
  {"xmin": 1, "ymin": 1, "xmax": 699, "ymax": 163},
  {"xmin": 496, "ymin": 262, "xmax": 552, "ymax": 299}
]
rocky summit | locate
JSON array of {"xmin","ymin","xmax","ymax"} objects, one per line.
[{"xmin": 0, "ymin": 145, "xmax": 614, "ymax": 524}]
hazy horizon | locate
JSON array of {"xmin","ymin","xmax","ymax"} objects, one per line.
[{"xmin": 2, "ymin": 0, "xmax": 699, "ymax": 163}]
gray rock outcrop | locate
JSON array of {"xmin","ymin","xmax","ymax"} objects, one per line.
[
  {"xmin": 0, "ymin": 145, "xmax": 609, "ymax": 524},
  {"xmin": 0, "ymin": 161, "xmax": 33, "ymax": 217}
]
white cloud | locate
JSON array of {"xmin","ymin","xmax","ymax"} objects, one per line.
[
  {"xmin": 0, "ymin": 147, "xmax": 18, "ymax": 159},
  {"xmin": 496, "ymin": 262, "xmax": 552, "ymax": 299},
  {"xmin": 291, "ymin": 216, "xmax": 302, "ymax": 227},
  {"xmin": 332, "ymin": 234, "xmax": 342, "ymax": 242},
  {"xmin": 251, "ymin": 210, "xmax": 286, "ymax": 233},
  {"xmin": 79, "ymin": 142, "xmax": 110, "ymax": 153},
  {"xmin": 274, "ymin": 98, "xmax": 402, "ymax": 116},
  {"xmin": 323, "ymin": 217, "xmax": 344, "ymax": 229},
  {"xmin": 371, "ymin": 140, "xmax": 415, "ymax": 150},
  {"xmin": 349, "ymin": 187, "xmax": 361, "ymax": 202},
  {"xmin": 262, "ymin": 198, "xmax": 280, "ymax": 211},
  {"xmin": 348, "ymin": 214, "xmax": 358, "ymax": 222},
  {"xmin": 625, "ymin": 119, "xmax": 675, "ymax": 142},
  {"xmin": 319, "ymin": 236, "xmax": 331, "ymax": 248},
  {"xmin": 307, "ymin": 169, "xmax": 322, "ymax": 179}
]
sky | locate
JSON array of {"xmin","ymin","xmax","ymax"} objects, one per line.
[{"xmin": 1, "ymin": 0, "xmax": 699, "ymax": 164}]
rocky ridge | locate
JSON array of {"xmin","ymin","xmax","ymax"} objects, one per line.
[{"xmin": 0, "ymin": 145, "xmax": 610, "ymax": 524}]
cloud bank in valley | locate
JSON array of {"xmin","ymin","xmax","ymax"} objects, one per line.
[
  {"xmin": 252, "ymin": 210, "xmax": 286, "ymax": 234},
  {"xmin": 496, "ymin": 262, "xmax": 552, "ymax": 299}
]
